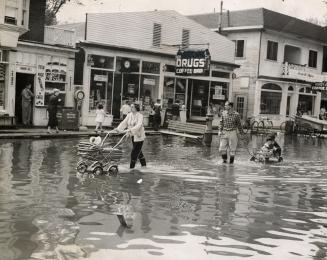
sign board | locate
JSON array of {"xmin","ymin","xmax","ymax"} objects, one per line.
[
  {"xmin": 213, "ymin": 94, "xmax": 225, "ymax": 100},
  {"xmin": 311, "ymin": 81, "xmax": 327, "ymax": 92},
  {"xmin": 175, "ymin": 49, "xmax": 210, "ymax": 76},
  {"xmin": 94, "ymin": 74, "xmax": 108, "ymax": 82},
  {"xmin": 143, "ymin": 78, "xmax": 156, "ymax": 86},
  {"xmin": 35, "ymin": 56, "xmax": 46, "ymax": 107},
  {"xmin": 282, "ymin": 62, "xmax": 322, "ymax": 83}
]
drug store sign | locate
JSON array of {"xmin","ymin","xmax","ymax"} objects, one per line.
[{"xmin": 175, "ymin": 49, "xmax": 210, "ymax": 76}]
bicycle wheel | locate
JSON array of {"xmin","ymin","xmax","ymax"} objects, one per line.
[
  {"xmin": 251, "ymin": 121, "xmax": 259, "ymax": 133},
  {"xmin": 266, "ymin": 120, "xmax": 273, "ymax": 130},
  {"xmin": 257, "ymin": 121, "xmax": 265, "ymax": 133}
]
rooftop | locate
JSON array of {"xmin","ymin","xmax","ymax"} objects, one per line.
[{"xmin": 189, "ymin": 8, "xmax": 327, "ymax": 43}]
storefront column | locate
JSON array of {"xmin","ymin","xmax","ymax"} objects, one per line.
[
  {"xmin": 280, "ymin": 85, "xmax": 288, "ymax": 118},
  {"xmin": 80, "ymin": 66, "xmax": 91, "ymax": 126},
  {"xmin": 6, "ymin": 51, "xmax": 17, "ymax": 117},
  {"xmin": 253, "ymin": 80, "xmax": 261, "ymax": 116},
  {"xmin": 158, "ymin": 63, "xmax": 164, "ymax": 101},
  {"xmin": 291, "ymin": 85, "xmax": 300, "ymax": 115},
  {"xmin": 314, "ymin": 92, "xmax": 321, "ymax": 117},
  {"xmin": 229, "ymin": 73, "xmax": 233, "ymax": 102}
]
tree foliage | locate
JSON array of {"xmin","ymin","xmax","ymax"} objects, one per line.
[{"xmin": 45, "ymin": 0, "xmax": 87, "ymax": 25}]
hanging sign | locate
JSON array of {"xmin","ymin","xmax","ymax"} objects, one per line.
[
  {"xmin": 35, "ymin": 56, "xmax": 46, "ymax": 107},
  {"xmin": 175, "ymin": 49, "xmax": 210, "ymax": 76},
  {"xmin": 311, "ymin": 81, "xmax": 327, "ymax": 92}
]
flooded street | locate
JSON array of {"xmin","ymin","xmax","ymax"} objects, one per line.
[{"xmin": 0, "ymin": 134, "xmax": 327, "ymax": 260}]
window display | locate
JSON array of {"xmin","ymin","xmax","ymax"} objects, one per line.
[
  {"xmin": 44, "ymin": 57, "xmax": 68, "ymax": 106},
  {"xmin": 89, "ymin": 69, "xmax": 113, "ymax": 113}
]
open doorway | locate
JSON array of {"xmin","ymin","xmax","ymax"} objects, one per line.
[{"xmin": 15, "ymin": 73, "xmax": 35, "ymax": 126}]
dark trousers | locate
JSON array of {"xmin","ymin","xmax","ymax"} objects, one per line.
[
  {"xmin": 273, "ymin": 147, "xmax": 282, "ymax": 157},
  {"xmin": 153, "ymin": 114, "xmax": 161, "ymax": 131},
  {"xmin": 130, "ymin": 138, "xmax": 146, "ymax": 168}
]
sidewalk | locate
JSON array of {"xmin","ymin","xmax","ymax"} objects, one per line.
[{"xmin": 0, "ymin": 127, "xmax": 161, "ymax": 139}]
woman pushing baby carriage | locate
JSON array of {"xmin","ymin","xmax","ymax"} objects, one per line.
[{"xmin": 114, "ymin": 102, "xmax": 147, "ymax": 169}]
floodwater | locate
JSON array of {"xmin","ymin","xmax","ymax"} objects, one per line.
[{"xmin": 0, "ymin": 134, "xmax": 326, "ymax": 260}]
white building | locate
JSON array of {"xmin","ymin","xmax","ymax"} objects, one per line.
[
  {"xmin": 0, "ymin": 0, "xmax": 76, "ymax": 127},
  {"xmin": 190, "ymin": 8, "xmax": 327, "ymax": 125},
  {"xmin": 62, "ymin": 10, "xmax": 239, "ymax": 126}
]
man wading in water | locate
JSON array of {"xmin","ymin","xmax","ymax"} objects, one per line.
[{"xmin": 218, "ymin": 101, "xmax": 244, "ymax": 164}]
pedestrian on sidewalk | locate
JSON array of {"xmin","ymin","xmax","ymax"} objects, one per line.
[
  {"xmin": 153, "ymin": 99, "xmax": 162, "ymax": 131},
  {"xmin": 47, "ymin": 89, "xmax": 61, "ymax": 134},
  {"xmin": 95, "ymin": 103, "xmax": 106, "ymax": 133},
  {"xmin": 115, "ymin": 103, "xmax": 146, "ymax": 169},
  {"xmin": 171, "ymin": 100, "xmax": 180, "ymax": 121},
  {"xmin": 218, "ymin": 101, "xmax": 244, "ymax": 164},
  {"xmin": 120, "ymin": 100, "xmax": 131, "ymax": 120},
  {"xmin": 21, "ymin": 83, "xmax": 34, "ymax": 126}
]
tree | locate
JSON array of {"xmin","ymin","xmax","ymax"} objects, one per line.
[{"xmin": 45, "ymin": 0, "xmax": 86, "ymax": 25}]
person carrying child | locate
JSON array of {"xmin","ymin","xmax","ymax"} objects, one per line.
[
  {"xmin": 95, "ymin": 104, "xmax": 107, "ymax": 133},
  {"xmin": 251, "ymin": 132, "xmax": 283, "ymax": 162}
]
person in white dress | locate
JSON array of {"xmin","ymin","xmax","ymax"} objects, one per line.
[{"xmin": 95, "ymin": 104, "xmax": 106, "ymax": 133}]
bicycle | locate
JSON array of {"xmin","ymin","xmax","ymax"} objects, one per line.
[
  {"xmin": 280, "ymin": 115, "xmax": 317, "ymax": 138},
  {"xmin": 251, "ymin": 116, "xmax": 273, "ymax": 133}
]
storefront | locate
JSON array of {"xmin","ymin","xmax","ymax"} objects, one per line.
[
  {"xmin": 77, "ymin": 43, "xmax": 237, "ymax": 126},
  {"xmin": 5, "ymin": 42, "xmax": 76, "ymax": 126},
  {"xmin": 253, "ymin": 79, "xmax": 321, "ymax": 126}
]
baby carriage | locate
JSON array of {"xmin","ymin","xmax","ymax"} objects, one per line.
[{"xmin": 76, "ymin": 131, "xmax": 126, "ymax": 176}]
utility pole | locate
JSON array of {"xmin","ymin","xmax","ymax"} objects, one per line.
[{"xmin": 218, "ymin": 1, "xmax": 223, "ymax": 33}]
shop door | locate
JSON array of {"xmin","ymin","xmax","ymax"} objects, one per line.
[
  {"xmin": 15, "ymin": 73, "xmax": 35, "ymax": 125},
  {"xmin": 189, "ymin": 79, "xmax": 209, "ymax": 119}
]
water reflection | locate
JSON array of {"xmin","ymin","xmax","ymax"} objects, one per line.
[{"xmin": 0, "ymin": 134, "xmax": 326, "ymax": 259}]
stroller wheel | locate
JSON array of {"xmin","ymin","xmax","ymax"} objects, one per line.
[
  {"xmin": 93, "ymin": 166, "xmax": 103, "ymax": 176},
  {"xmin": 77, "ymin": 162, "xmax": 87, "ymax": 173},
  {"xmin": 109, "ymin": 165, "xmax": 118, "ymax": 176}
]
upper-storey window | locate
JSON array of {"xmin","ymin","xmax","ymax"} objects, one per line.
[
  {"xmin": 152, "ymin": 23, "xmax": 161, "ymax": 47},
  {"xmin": 266, "ymin": 40, "xmax": 278, "ymax": 61},
  {"xmin": 308, "ymin": 50, "xmax": 317, "ymax": 68},
  {"xmin": 233, "ymin": 40, "xmax": 245, "ymax": 58},
  {"xmin": 5, "ymin": 0, "xmax": 18, "ymax": 25},
  {"xmin": 284, "ymin": 45, "xmax": 301, "ymax": 65},
  {"xmin": 181, "ymin": 29, "xmax": 190, "ymax": 50}
]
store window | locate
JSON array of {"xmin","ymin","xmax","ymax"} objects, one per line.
[
  {"xmin": 89, "ymin": 69, "xmax": 113, "ymax": 113},
  {"xmin": 163, "ymin": 77, "xmax": 187, "ymax": 109},
  {"xmin": 140, "ymin": 75, "xmax": 159, "ymax": 110},
  {"xmin": 298, "ymin": 87, "xmax": 316, "ymax": 115},
  {"xmin": 44, "ymin": 57, "xmax": 68, "ymax": 106},
  {"xmin": 163, "ymin": 77, "xmax": 175, "ymax": 109},
  {"xmin": 267, "ymin": 40, "xmax": 278, "ymax": 61},
  {"xmin": 0, "ymin": 64, "xmax": 5, "ymax": 109},
  {"xmin": 87, "ymin": 54, "xmax": 114, "ymax": 69},
  {"xmin": 209, "ymin": 81, "xmax": 228, "ymax": 117},
  {"xmin": 260, "ymin": 83, "xmax": 282, "ymax": 114}
]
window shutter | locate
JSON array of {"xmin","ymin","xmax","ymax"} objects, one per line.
[{"xmin": 152, "ymin": 23, "xmax": 162, "ymax": 47}]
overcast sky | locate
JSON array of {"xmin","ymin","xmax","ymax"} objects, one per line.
[{"xmin": 57, "ymin": 0, "xmax": 327, "ymax": 24}]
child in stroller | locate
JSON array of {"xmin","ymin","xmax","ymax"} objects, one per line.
[{"xmin": 250, "ymin": 133, "xmax": 283, "ymax": 162}]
